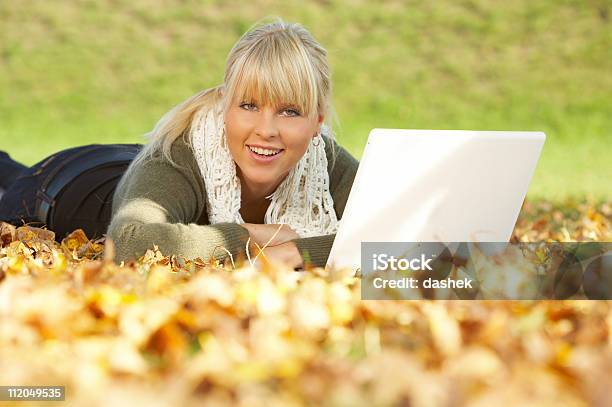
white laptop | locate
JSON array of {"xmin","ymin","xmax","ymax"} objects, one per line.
[{"xmin": 326, "ymin": 129, "xmax": 546, "ymax": 271}]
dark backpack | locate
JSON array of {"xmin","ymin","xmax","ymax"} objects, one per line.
[{"xmin": 0, "ymin": 144, "xmax": 142, "ymax": 240}]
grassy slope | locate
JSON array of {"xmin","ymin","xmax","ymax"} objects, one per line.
[{"xmin": 0, "ymin": 0, "xmax": 610, "ymax": 201}]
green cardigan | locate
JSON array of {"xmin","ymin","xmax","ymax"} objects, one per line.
[{"xmin": 107, "ymin": 133, "xmax": 359, "ymax": 268}]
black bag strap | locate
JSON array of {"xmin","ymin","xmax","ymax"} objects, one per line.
[
  {"xmin": 35, "ymin": 145, "xmax": 101, "ymax": 215},
  {"xmin": 34, "ymin": 144, "xmax": 142, "ymax": 226}
]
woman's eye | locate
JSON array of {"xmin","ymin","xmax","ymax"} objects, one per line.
[
  {"xmin": 240, "ymin": 103, "xmax": 256, "ymax": 111},
  {"xmin": 281, "ymin": 108, "xmax": 300, "ymax": 117}
]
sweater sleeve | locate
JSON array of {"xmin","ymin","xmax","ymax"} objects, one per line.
[
  {"xmin": 107, "ymin": 136, "xmax": 251, "ymax": 263},
  {"xmin": 291, "ymin": 137, "xmax": 359, "ymax": 268}
]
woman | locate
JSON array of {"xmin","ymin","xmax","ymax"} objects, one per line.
[{"xmin": 0, "ymin": 19, "xmax": 359, "ymax": 269}]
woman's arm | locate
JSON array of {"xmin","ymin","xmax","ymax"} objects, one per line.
[
  {"xmin": 289, "ymin": 137, "xmax": 360, "ymax": 268},
  {"xmin": 107, "ymin": 136, "xmax": 251, "ymax": 263}
]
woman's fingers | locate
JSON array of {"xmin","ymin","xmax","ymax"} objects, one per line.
[
  {"xmin": 242, "ymin": 223, "xmax": 299, "ymax": 247},
  {"xmin": 254, "ymin": 224, "xmax": 296, "ymax": 246},
  {"xmin": 257, "ymin": 241, "xmax": 303, "ymax": 270},
  {"xmin": 266, "ymin": 224, "xmax": 299, "ymax": 246}
]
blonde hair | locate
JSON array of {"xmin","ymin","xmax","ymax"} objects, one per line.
[{"xmin": 131, "ymin": 17, "xmax": 338, "ymax": 170}]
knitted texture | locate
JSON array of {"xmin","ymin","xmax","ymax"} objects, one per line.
[{"xmin": 190, "ymin": 103, "xmax": 339, "ymax": 238}]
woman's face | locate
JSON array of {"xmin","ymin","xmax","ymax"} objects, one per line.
[{"xmin": 224, "ymin": 98, "xmax": 323, "ymax": 198}]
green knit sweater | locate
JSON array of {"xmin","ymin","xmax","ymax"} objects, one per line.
[{"xmin": 107, "ymin": 133, "xmax": 358, "ymax": 268}]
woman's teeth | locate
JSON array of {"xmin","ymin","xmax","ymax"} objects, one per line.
[{"xmin": 248, "ymin": 146, "xmax": 282, "ymax": 156}]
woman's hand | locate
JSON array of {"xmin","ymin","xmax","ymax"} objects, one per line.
[
  {"xmin": 255, "ymin": 241, "xmax": 304, "ymax": 270},
  {"xmin": 242, "ymin": 223, "xmax": 300, "ymax": 248}
]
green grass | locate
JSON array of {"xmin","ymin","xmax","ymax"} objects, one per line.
[{"xmin": 1, "ymin": 0, "xmax": 610, "ymax": 201}]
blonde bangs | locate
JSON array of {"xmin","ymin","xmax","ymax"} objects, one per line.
[{"xmin": 224, "ymin": 33, "xmax": 320, "ymax": 118}]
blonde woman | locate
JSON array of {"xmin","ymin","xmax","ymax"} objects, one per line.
[{"xmin": 0, "ymin": 19, "xmax": 359, "ymax": 270}]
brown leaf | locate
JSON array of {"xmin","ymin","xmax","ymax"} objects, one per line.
[
  {"xmin": 0, "ymin": 221, "xmax": 16, "ymax": 247},
  {"xmin": 61, "ymin": 229, "xmax": 89, "ymax": 251},
  {"xmin": 16, "ymin": 225, "xmax": 55, "ymax": 243}
]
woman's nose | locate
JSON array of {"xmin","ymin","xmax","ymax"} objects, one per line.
[{"xmin": 254, "ymin": 109, "xmax": 279, "ymax": 139}]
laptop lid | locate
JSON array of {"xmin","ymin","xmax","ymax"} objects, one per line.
[{"xmin": 326, "ymin": 129, "xmax": 546, "ymax": 271}]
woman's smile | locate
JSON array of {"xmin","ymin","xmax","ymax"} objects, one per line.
[{"xmin": 246, "ymin": 144, "xmax": 285, "ymax": 163}]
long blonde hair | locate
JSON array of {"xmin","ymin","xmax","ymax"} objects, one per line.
[{"xmin": 131, "ymin": 17, "xmax": 338, "ymax": 170}]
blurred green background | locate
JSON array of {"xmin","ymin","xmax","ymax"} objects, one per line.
[{"xmin": 1, "ymin": 0, "xmax": 610, "ymax": 201}]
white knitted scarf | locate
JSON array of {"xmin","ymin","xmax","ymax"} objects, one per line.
[{"xmin": 190, "ymin": 104, "xmax": 339, "ymax": 238}]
